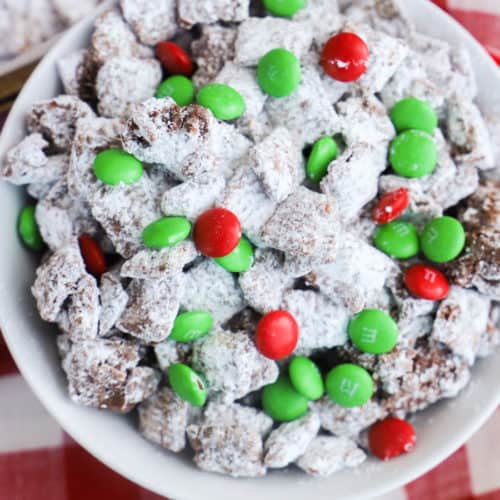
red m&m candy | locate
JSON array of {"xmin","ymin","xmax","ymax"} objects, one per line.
[
  {"xmin": 372, "ymin": 188, "xmax": 409, "ymax": 224},
  {"xmin": 255, "ymin": 310, "xmax": 299, "ymax": 360},
  {"xmin": 78, "ymin": 234, "xmax": 106, "ymax": 278},
  {"xmin": 155, "ymin": 41, "xmax": 193, "ymax": 76},
  {"xmin": 404, "ymin": 264, "xmax": 449, "ymax": 301},
  {"xmin": 321, "ymin": 32, "xmax": 369, "ymax": 82},
  {"xmin": 369, "ymin": 417, "xmax": 416, "ymax": 460},
  {"xmin": 193, "ymin": 208, "xmax": 242, "ymax": 258}
]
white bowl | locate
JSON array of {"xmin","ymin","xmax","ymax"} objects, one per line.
[{"xmin": 1, "ymin": 2, "xmax": 499, "ymax": 499}]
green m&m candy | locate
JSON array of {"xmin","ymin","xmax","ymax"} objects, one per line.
[
  {"xmin": 262, "ymin": 376, "xmax": 309, "ymax": 422},
  {"xmin": 389, "ymin": 130, "xmax": 437, "ymax": 178},
  {"xmin": 156, "ymin": 75, "xmax": 195, "ymax": 106},
  {"xmin": 214, "ymin": 237, "xmax": 254, "ymax": 273},
  {"xmin": 257, "ymin": 48, "xmax": 302, "ymax": 98},
  {"xmin": 420, "ymin": 216, "xmax": 466, "ymax": 263},
  {"xmin": 263, "ymin": 0, "xmax": 305, "ymax": 17},
  {"xmin": 168, "ymin": 363, "xmax": 207, "ymax": 407},
  {"xmin": 306, "ymin": 136, "xmax": 338, "ymax": 183},
  {"xmin": 169, "ymin": 311, "xmax": 214, "ymax": 342},
  {"xmin": 18, "ymin": 206, "xmax": 44, "ymax": 250},
  {"xmin": 325, "ymin": 364, "xmax": 374, "ymax": 407},
  {"xmin": 390, "ymin": 97, "xmax": 438, "ymax": 134},
  {"xmin": 348, "ymin": 309, "xmax": 399, "ymax": 354},
  {"xmin": 374, "ymin": 221, "xmax": 419, "ymax": 259},
  {"xmin": 142, "ymin": 216, "xmax": 191, "ymax": 249},
  {"xmin": 93, "ymin": 149, "xmax": 143, "ymax": 185},
  {"xmin": 289, "ymin": 356, "xmax": 324, "ymax": 400},
  {"xmin": 196, "ymin": 83, "xmax": 245, "ymax": 120}
]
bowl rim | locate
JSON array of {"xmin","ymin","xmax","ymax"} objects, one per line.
[{"xmin": 1, "ymin": 1, "xmax": 500, "ymax": 499}]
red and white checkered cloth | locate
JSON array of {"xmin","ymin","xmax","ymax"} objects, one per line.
[{"xmin": 1, "ymin": 1, "xmax": 499, "ymax": 498}]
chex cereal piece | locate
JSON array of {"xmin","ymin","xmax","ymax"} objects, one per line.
[
  {"xmin": 344, "ymin": 21, "xmax": 408, "ymax": 94},
  {"xmin": 249, "ymin": 128, "xmax": 302, "ymax": 203},
  {"xmin": 235, "ymin": 17, "xmax": 313, "ymax": 66},
  {"xmin": 215, "ymin": 62, "xmax": 267, "ymax": 120},
  {"xmin": 121, "ymin": 241, "xmax": 198, "ymax": 280},
  {"xmin": 178, "ymin": 0, "xmax": 249, "ymax": 28},
  {"xmin": 193, "ymin": 328, "xmax": 278, "ymax": 401},
  {"xmin": 239, "ymin": 249, "xmax": 293, "ymax": 314},
  {"xmin": 264, "ymin": 413, "xmax": 320, "ymax": 469},
  {"xmin": 96, "ymin": 57, "xmax": 162, "ymax": 118},
  {"xmin": 211, "ymin": 122, "xmax": 252, "ymax": 180},
  {"xmin": 448, "ymin": 46, "xmax": 478, "ymax": 101},
  {"xmin": 282, "ymin": 290, "xmax": 349, "ymax": 354},
  {"xmin": 91, "ymin": 9, "xmax": 153, "ymax": 64},
  {"xmin": 35, "ymin": 178, "xmax": 102, "ymax": 251},
  {"xmin": 432, "ymin": 286, "xmax": 491, "ymax": 365},
  {"xmin": 121, "ymin": 0, "xmax": 177, "ymax": 46},
  {"xmin": 60, "ymin": 336, "xmax": 158, "ymax": 412},
  {"xmin": 336, "ymin": 96, "xmax": 395, "ymax": 152},
  {"xmin": 51, "ymin": 0, "xmax": 98, "ymax": 24},
  {"xmin": 181, "ymin": 259, "xmax": 245, "ymax": 324},
  {"xmin": 296, "ymin": 436, "xmax": 366, "ymax": 477},
  {"xmin": 1, "ymin": 134, "xmax": 59, "ymax": 186},
  {"xmin": 26, "ymin": 95, "xmax": 95, "ymax": 152},
  {"xmin": 65, "ymin": 274, "xmax": 100, "ymax": 341},
  {"xmin": 380, "ymin": 53, "xmax": 445, "ymax": 112},
  {"xmin": 320, "ymin": 143, "xmax": 385, "ymax": 222},
  {"xmin": 154, "ymin": 341, "xmax": 193, "ymax": 371},
  {"xmin": 266, "ymin": 66, "xmax": 340, "ymax": 145},
  {"xmin": 446, "ymin": 96, "xmax": 495, "ymax": 170},
  {"xmin": 382, "ymin": 337, "xmax": 471, "ymax": 417},
  {"xmin": 89, "ymin": 174, "xmax": 160, "ymax": 258},
  {"xmin": 306, "ymin": 233, "xmax": 397, "ymax": 313},
  {"xmin": 162, "ymin": 176, "xmax": 226, "ymax": 220},
  {"xmin": 344, "ymin": 0, "xmax": 414, "ymax": 39},
  {"xmin": 191, "ymin": 25, "xmax": 237, "ymax": 87},
  {"xmin": 477, "ymin": 305, "xmax": 500, "ymax": 358},
  {"xmin": 459, "ymin": 181, "xmax": 500, "ymax": 231},
  {"xmin": 181, "ymin": 259, "xmax": 245, "ymax": 323},
  {"xmin": 295, "ymin": 0, "xmax": 342, "ymax": 45},
  {"xmin": 57, "ymin": 50, "xmax": 87, "ymax": 96},
  {"xmin": 186, "ymin": 403, "xmax": 268, "ymax": 477},
  {"xmin": 31, "ymin": 244, "xmax": 87, "ymax": 322},
  {"xmin": 311, "ymin": 398, "xmax": 387, "ymax": 437},
  {"xmin": 67, "ymin": 116, "xmax": 123, "ymax": 201},
  {"xmin": 138, "ymin": 387, "xmax": 189, "ymax": 453},
  {"xmin": 376, "ymin": 346, "xmax": 420, "ymax": 394},
  {"xmin": 217, "ymin": 166, "xmax": 277, "ymax": 247},
  {"xmin": 27, "ymin": 180, "xmax": 56, "ymax": 200},
  {"xmin": 237, "ymin": 110, "xmax": 274, "ymax": 143},
  {"xmin": 261, "ymin": 186, "xmax": 338, "ymax": 260},
  {"xmin": 178, "ymin": 148, "xmax": 222, "ymax": 181},
  {"xmin": 116, "ymin": 275, "xmax": 184, "ymax": 344},
  {"xmin": 98, "ymin": 271, "xmax": 129, "ymax": 337},
  {"xmin": 121, "ymin": 98, "xmax": 215, "ymax": 171}
]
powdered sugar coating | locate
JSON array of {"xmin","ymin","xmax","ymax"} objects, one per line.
[
  {"xmin": 31, "ymin": 245, "xmax": 86, "ymax": 322},
  {"xmin": 296, "ymin": 436, "xmax": 366, "ymax": 477},
  {"xmin": 154, "ymin": 341, "xmax": 193, "ymax": 372},
  {"xmin": 181, "ymin": 259, "xmax": 245, "ymax": 324},
  {"xmin": 282, "ymin": 290, "xmax": 349, "ymax": 355},
  {"xmin": 26, "ymin": 95, "xmax": 95, "ymax": 152},
  {"xmin": 432, "ymin": 286, "xmax": 491, "ymax": 365},
  {"xmin": 266, "ymin": 66, "xmax": 340, "ymax": 145},
  {"xmin": 178, "ymin": 0, "xmax": 250, "ymax": 28},
  {"xmin": 121, "ymin": 0, "xmax": 177, "ymax": 46},
  {"xmin": 121, "ymin": 242, "xmax": 198, "ymax": 281},
  {"xmin": 294, "ymin": 0, "xmax": 342, "ymax": 45},
  {"xmin": 51, "ymin": 0, "xmax": 99, "ymax": 25},
  {"xmin": 96, "ymin": 57, "xmax": 162, "ymax": 118},
  {"xmin": 98, "ymin": 271, "xmax": 129, "ymax": 337},
  {"xmin": 138, "ymin": 387, "xmax": 189, "ymax": 453},
  {"xmin": 192, "ymin": 328, "xmax": 278, "ymax": 401},
  {"xmin": 57, "ymin": 50, "xmax": 87, "ymax": 96},
  {"xmin": 60, "ymin": 336, "xmax": 158, "ymax": 412},
  {"xmin": 239, "ymin": 249, "xmax": 293, "ymax": 314},
  {"xmin": 116, "ymin": 275, "xmax": 184, "ymax": 344},
  {"xmin": 264, "ymin": 413, "xmax": 320, "ymax": 468},
  {"xmin": 235, "ymin": 17, "xmax": 313, "ymax": 66}
]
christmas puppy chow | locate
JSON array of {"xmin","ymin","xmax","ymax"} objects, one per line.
[{"xmin": 3, "ymin": 0, "xmax": 499, "ymax": 481}]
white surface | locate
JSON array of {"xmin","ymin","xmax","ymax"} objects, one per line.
[
  {"xmin": 0, "ymin": 375, "xmax": 64, "ymax": 452},
  {"xmin": 0, "ymin": 1, "xmax": 499, "ymax": 499}
]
